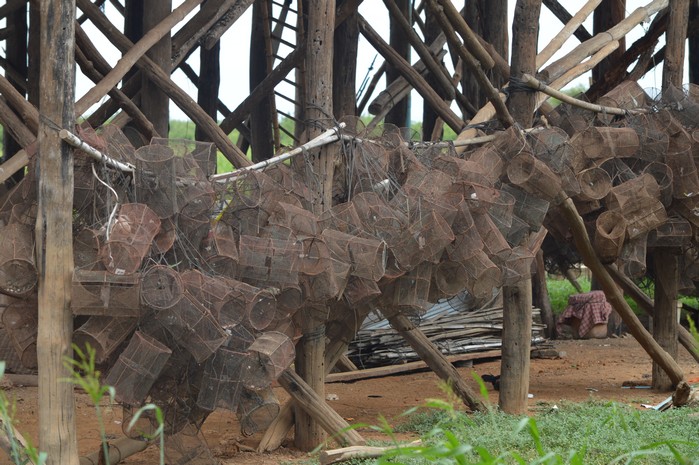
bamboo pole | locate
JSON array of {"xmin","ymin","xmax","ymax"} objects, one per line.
[
  {"xmin": 434, "ymin": 0, "xmax": 494, "ymax": 70},
  {"xmin": 37, "ymin": 0, "xmax": 79, "ymax": 462},
  {"xmin": 542, "ymin": 0, "xmax": 594, "ymax": 43},
  {"xmin": 559, "ymin": 197, "xmax": 685, "ymax": 386},
  {"xmin": 537, "ymin": 0, "xmax": 603, "ymax": 67}
]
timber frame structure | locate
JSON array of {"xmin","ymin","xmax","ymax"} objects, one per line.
[{"xmin": 1, "ymin": 1, "xmax": 699, "ymax": 464}]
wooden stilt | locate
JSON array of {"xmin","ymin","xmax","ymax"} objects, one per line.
[
  {"xmin": 662, "ymin": 0, "xmax": 690, "ymax": 89},
  {"xmin": 500, "ymin": 278, "xmax": 533, "ymax": 414},
  {"xmin": 141, "ymin": 0, "xmax": 172, "ymax": 137},
  {"xmin": 385, "ymin": 0, "xmax": 413, "ymax": 128},
  {"xmin": 652, "ymin": 251, "xmax": 680, "ymax": 390},
  {"xmin": 383, "ymin": 308, "xmax": 485, "ymax": 412},
  {"xmin": 37, "ymin": 0, "xmax": 79, "ymax": 463},
  {"xmin": 533, "ymin": 250, "xmax": 556, "ymax": 339}
]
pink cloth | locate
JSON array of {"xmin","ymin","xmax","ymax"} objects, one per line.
[{"xmin": 557, "ymin": 290, "xmax": 612, "ymax": 337}]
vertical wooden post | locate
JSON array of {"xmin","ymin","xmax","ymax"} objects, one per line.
[
  {"xmin": 652, "ymin": 251, "xmax": 679, "ymax": 391},
  {"xmin": 37, "ymin": 1, "xmax": 79, "ymax": 464},
  {"xmin": 507, "ymin": 0, "xmax": 542, "ymax": 128},
  {"xmin": 662, "ymin": 0, "xmax": 690, "ymax": 89},
  {"xmin": 690, "ymin": 1, "xmax": 699, "ymax": 84},
  {"xmin": 333, "ymin": 0, "xmax": 359, "ymax": 118},
  {"xmin": 249, "ymin": 0, "xmax": 275, "ymax": 162},
  {"xmin": 296, "ymin": 0, "xmax": 336, "ymax": 452},
  {"xmin": 142, "ymin": 0, "xmax": 172, "ymax": 137},
  {"xmin": 500, "ymin": 0, "xmax": 541, "ymax": 415},
  {"xmin": 532, "ymin": 250, "xmax": 555, "ymax": 339},
  {"xmin": 591, "ymin": 0, "xmax": 626, "ymax": 84},
  {"xmin": 422, "ymin": 6, "xmax": 442, "ymax": 140},
  {"xmin": 500, "ymin": 279, "xmax": 533, "ymax": 414},
  {"xmin": 386, "ymin": 0, "xmax": 411, "ymax": 129}
]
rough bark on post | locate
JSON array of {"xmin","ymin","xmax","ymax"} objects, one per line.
[
  {"xmin": 37, "ymin": 0, "xmax": 79, "ymax": 463},
  {"xmin": 508, "ymin": 0, "xmax": 542, "ymax": 128},
  {"xmin": 296, "ymin": 0, "xmax": 336, "ymax": 452},
  {"xmin": 663, "ymin": 0, "xmax": 690, "ymax": 89},
  {"xmin": 249, "ymin": 0, "xmax": 275, "ymax": 162},
  {"xmin": 333, "ymin": 1, "xmax": 358, "ymax": 118},
  {"xmin": 690, "ymin": 1, "xmax": 698, "ymax": 84},
  {"xmin": 652, "ymin": 251, "xmax": 679, "ymax": 391},
  {"xmin": 196, "ymin": 6, "xmax": 220, "ymax": 175},
  {"xmin": 142, "ymin": 0, "xmax": 172, "ymax": 137},
  {"xmin": 591, "ymin": 0, "xmax": 626, "ymax": 85},
  {"xmin": 500, "ymin": 279, "xmax": 533, "ymax": 414}
]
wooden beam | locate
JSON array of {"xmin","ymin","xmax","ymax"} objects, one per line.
[
  {"xmin": 0, "ymin": 74, "xmax": 39, "ymax": 134},
  {"xmin": 652, "ymin": 251, "xmax": 680, "ymax": 390},
  {"xmin": 141, "ymin": 0, "xmax": 172, "ymax": 137},
  {"xmin": 538, "ymin": 0, "xmax": 603, "ymax": 69},
  {"xmin": 559, "ymin": 197, "xmax": 685, "ymax": 386},
  {"xmin": 278, "ymin": 369, "xmax": 365, "ymax": 447},
  {"xmin": 508, "ymin": 0, "xmax": 542, "ymax": 128},
  {"xmin": 591, "ymin": 0, "xmax": 627, "ymax": 85},
  {"xmin": 500, "ymin": 278, "xmax": 533, "ymax": 414},
  {"xmin": 37, "ymin": 0, "xmax": 79, "ymax": 463},
  {"xmin": 0, "ymin": 97, "xmax": 35, "ymax": 147},
  {"xmin": 662, "ymin": 0, "xmax": 690, "ymax": 89},
  {"xmin": 383, "ymin": 308, "xmax": 485, "ymax": 412}
]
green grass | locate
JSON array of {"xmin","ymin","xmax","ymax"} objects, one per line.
[{"xmin": 378, "ymin": 399, "xmax": 699, "ymax": 465}]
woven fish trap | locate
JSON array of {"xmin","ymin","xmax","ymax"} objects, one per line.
[
  {"xmin": 321, "ymin": 228, "xmax": 387, "ymax": 281},
  {"xmin": 500, "ymin": 246, "xmax": 535, "ymax": 286},
  {"xmin": 241, "ymin": 331, "xmax": 295, "ymax": 392},
  {"xmin": 547, "ymin": 103, "xmax": 594, "ymax": 136},
  {"xmin": 648, "ymin": 216, "xmax": 693, "ymax": 248},
  {"xmin": 73, "ymin": 229, "xmax": 102, "ymax": 270},
  {"xmin": 576, "ymin": 167, "xmax": 613, "ymax": 201},
  {"xmin": 605, "ymin": 174, "xmax": 667, "ymax": 239},
  {"xmin": 507, "ymin": 152, "xmax": 564, "ymax": 204},
  {"xmin": 73, "ymin": 316, "xmax": 138, "ymax": 363},
  {"xmin": 528, "ymin": 127, "xmax": 572, "ymax": 174},
  {"xmin": 466, "ymin": 145, "xmax": 505, "ymax": 184},
  {"xmin": 500, "ymin": 184, "xmax": 550, "ymax": 231},
  {"xmin": 237, "ymin": 387, "xmax": 280, "ymax": 437},
  {"xmin": 276, "ymin": 284, "xmax": 305, "ymax": 313},
  {"xmin": 200, "ymin": 222, "xmax": 238, "ymax": 278},
  {"xmin": 238, "ymin": 235, "xmax": 302, "ymax": 288},
  {"xmin": 658, "ymin": 84, "xmax": 699, "ymax": 129},
  {"xmin": 342, "ymin": 276, "xmax": 382, "ymax": 307},
  {"xmin": 262, "ymin": 164, "xmax": 313, "ymax": 207},
  {"xmin": 433, "ymin": 260, "xmax": 468, "ymax": 297},
  {"xmin": 134, "ymin": 144, "xmax": 179, "ymax": 218},
  {"xmin": 573, "ymin": 126, "xmax": 640, "ymax": 161},
  {"xmin": 593, "ymin": 211, "xmax": 627, "ymax": 264},
  {"xmin": 155, "ymin": 293, "xmax": 228, "ymax": 363},
  {"xmin": 404, "ymin": 166, "xmax": 454, "ymax": 198},
  {"xmin": 151, "ymin": 137, "xmax": 217, "ymax": 178},
  {"xmin": 104, "ymin": 330, "xmax": 172, "ymax": 406},
  {"xmin": 317, "ymin": 201, "xmax": 363, "ymax": 235},
  {"xmin": 196, "ymin": 348, "xmax": 245, "ymax": 412},
  {"xmin": 72, "ymin": 269, "xmax": 141, "ymax": 316},
  {"xmin": 162, "ymin": 424, "xmax": 216, "ymax": 465},
  {"xmin": 432, "ymin": 156, "xmax": 491, "ymax": 187},
  {"xmin": 467, "ymin": 186, "xmax": 514, "ymax": 235},
  {"xmin": 642, "ymin": 162, "xmax": 674, "ymax": 207},
  {"xmin": 392, "ymin": 210, "xmax": 455, "ymax": 268},
  {"xmin": 2, "ymin": 299, "xmax": 38, "ymax": 369},
  {"xmin": 97, "ymin": 124, "xmax": 136, "ymax": 165},
  {"xmin": 618, "ymin": 232, "xmax": 648, "ymax": 279},
  {"xmin": 225, "ymin": 278, "xmax": 276, "ymax": 331},
  {"xmin": 490, "ymin": 125, "xmax": 529, "ymax": 162},
  {"xmin": 506, "ymin": 216, "xmax": 531, "ymax": 247},
  {"xmin": 463, "ymin": 249, "xmax": 501, "ymax": 300},
  {"xmin": 268, "ymin": 202, "xmax": 318, "ymax": 237},
  {"xmin": 352, "ymin": 191, "xmax": 408, "ymax": 244},
  {"xmin": 596, "ymin": 80, "xmax": 649, "ymax": 125},
  {"xmin": 0, "ymin": 223, "xmax": 37, "ymax": 297},
  {"xmin": 181, "ymin": 270, "xmax": 237, "ymax": 323},
  {"xmin": 472, "ymin": 211, "xmax": 510, "ymax": 259},
  {"xmin": 101, "ymin": 203, "xmax": 161, "ymax": 275},
  {"xmin": 349, "ymin": 139, "xmax": 391, "ymax": 195},
  {"xmin": 141, "ymin": 265, "xmax": 184, "ymax": 310},
  {"xmin": 665, "ymin": 146, "xmax": 699, "ymax": 198},
  {"xmin": 391, "ymin": 187, "xmax": 461, "ymax": 227},
  {"xmin": 626, "ymin": 114, "xmax": 670, "ymax": 162},
  {"xmin": 298, "ymin": 237, "xmax": 351, "ymax": 302},
  {"xmin": 388, "ymin": 261, "xmax": 433, "ymax": 315}
]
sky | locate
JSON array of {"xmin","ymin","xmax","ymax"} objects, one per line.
[{"xmin": 1, "ymin": 1, "xmax": 691, "ymax": 123}]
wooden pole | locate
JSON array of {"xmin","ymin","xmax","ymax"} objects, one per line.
[
  {"xmin": 383, "ymin": 308, "xmax": 485, "ymax": 412},
  {"xmin": 690, "ymin": 1, "xmax": 699, "ymax": 84},
  {"xmin": 249, "ymin": 0, "xmax": 275, "ymax": 162},
  {"xmin": 652, "ymin": 251, "xmax": 680, "ymax": 390},
  {"xmin": 500, "ymin": 279, "xmax": 533, "ymax": 414},
  {"xmin": 559, "ymin": 197, "xmax": 685, "ymax": 386},
  {"xmin": 37, "ymin": 0, "xmax": 79, "ymax": 463},
  {"xmin": 591, "ymin": 0, "xmax": 627, "ymax": 85},
  {"xmin": 333, "ymin": 2, "xmax": 359, "ymax": 118},
  {"xmin": 662, "ymin": 0, "xmax": 690, "ymax": 89},
  {"xmin": 533, "ymin": 249, "xmax": 556, "ymax": 339},
  {"xmin": 538, "ymin": 0, "xmax": 603, "ymax": 68},
  {"xmin": 508, "ymin": 0, "xmax": 542, "ymax": 128},
  {"xmin": 605, "ymin": 264, "xmax": 699, "ymax": 364},
  {"xmin": 542, "ymin": 0, "xmax": 594, "ymax": 43},
  {"xmin": 195, "ymin": 1, "xmax": 220, "ymax": 151},
  {"xmin": 141, "ymin": 0, "xmax": 172, "ymax": 137}
]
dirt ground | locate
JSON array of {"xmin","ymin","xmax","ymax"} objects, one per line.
[{"xmin": 2, "ymin": 335, "xmax": 698, "ymax": 465}]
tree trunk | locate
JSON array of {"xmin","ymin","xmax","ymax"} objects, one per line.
[
  {"xmin": 422, "ymin": 6, "xmax": 443, "ymax": 140},
  {"xmin": 196, "ymin": 0, "xmax": 221, "ymax": 161},
  {"xmin": 141, "ymin": 0, "xmax": 172, "ymax": 138},
  {"xmin": 591, "ymin": 0, "xmax": 626, "ymax": 85},
  {"xmin": 662, "ymin": 0, "xmax": 690, "ymax": 89},
  {"xmin": 2, "ymin": 0, "xmax": 27, "ymax": 188},
  {"xmin": 249, "ymin": 0, "xmax": 275, "ymax": 162},
  {"xmin": 652, "ymin": 251, "xmax": 679, "ymax": 391},
  {"xmin": 333, "ymin": 2, "xmax": 359, "ymax": 118},
  {"xmin": 37, "ymin": 0, "xmax": 79, "ymax": 463},
  {"xmin": 500, "ymin": 278, "xmax": 533, "ymax": 414},
  {"xmin": 508, "ymin": 0, "xmax": 542, "ymax": 127},
  {"xmin": 386, "ymin": 0, "xmax": 411, "ymax": 129}
]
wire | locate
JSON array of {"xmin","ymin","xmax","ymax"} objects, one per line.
[{"xmin": 91, "ymin": 163, "xmax": 119, "ymax": 241}]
